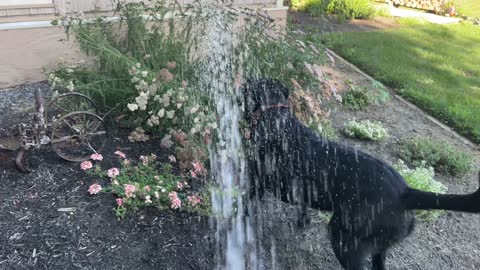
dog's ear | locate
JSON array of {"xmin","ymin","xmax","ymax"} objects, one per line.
[
  {"xmin": 279, "ymin": 82, "xmax": 289, "ymax": 100},
  {"xmin": 267, "ymin": 79, "xmax": 289, "ymax": 102}
]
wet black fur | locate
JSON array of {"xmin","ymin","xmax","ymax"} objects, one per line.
[{"xmin": 243, "ymin": 79, "xmax": 480, "ymax": 270}]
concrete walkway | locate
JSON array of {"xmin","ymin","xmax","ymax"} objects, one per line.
[{"xmin": 376, "ymin": 4, "xmax": 461, "ymax": 24}]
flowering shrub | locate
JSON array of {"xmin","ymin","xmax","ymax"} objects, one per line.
[
  {"xmin": 342, "ymin": 82, "xmax": 390, "ymax": 111},
  {"xmin": 83, "ymin": 152, "xmax": 210, "ymax": 218},
  {"xmin": 393, "ymin": 159, "xmax": 447, "ymax": 221},
  {"xmin": 344, "ymin": 119, "xmax": 387, "ymax": 141},
  {"xmin": 125, "ymin": 61, "xmax": 218, "ymax": 137},
  {"xmin": 398, "ymin": 137, "xmax": 473, "ymax": 177}
]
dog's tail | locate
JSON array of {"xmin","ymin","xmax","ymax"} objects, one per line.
[{"xmin": 404, "ymin": 170, "xmax": 480, "ymax": 213}]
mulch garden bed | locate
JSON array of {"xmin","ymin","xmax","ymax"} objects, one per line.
[{"xmin": 0, "ymin": 82, "xmax": 214, "ymax": 270}]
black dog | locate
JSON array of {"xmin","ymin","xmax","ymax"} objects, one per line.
[{"xmin": 243, "ymin": 79, "xmax": 480, "ymax": 270}]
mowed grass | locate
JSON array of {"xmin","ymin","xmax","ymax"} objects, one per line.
[
  {"xmin": 454, "ymin": 0, "xmax": 480, "ymax": 17},
  {"xmin": 319, "ymin": 20, "xmax": 480, "ymax": 143}
]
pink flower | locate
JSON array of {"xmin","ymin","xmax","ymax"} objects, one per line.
[
  {"xmin": 168, "ymin": 191, "xmax": 182, "ymax": 209},
  {"xmin": 116, "ymin": 198, "xmax": 124, "ymax": 206},
  {"xmin": 90, "ymin": 153, "xmax": 103, "ymax": 161},
  {"xmin": 139, "ymin": 155, "xmax": 149, "ymax": 165},
  {"xmin": 88, "ymin": 183, "xmax": 102, "ymax": 195},
  {"xmin": 158, "ymin": 68, "xmax": 173, "ymax": 82},
  {"xmin": 177, "ymin": 182, "xmax": 184, "ymax": 190},
  {"xmin": 81, "ymin": 160, "xmax": 93, "ymax": 171},
  {"xmin": 187, "ymin": 195, "xmax": 202, "ymax": 207},
  {"xmin": 166, "ymin": 61, "xmax": 177, "ymax": 69},
  {"xmin": 107, "ymin": 168, "xmax": 120, "ymax": 178},
  {"xmin": 192, "ymin": 161, "xmax": 207, "ymax": 176},
  {"xmin": 144, "ymin": 185, "xmax": 151, "ymax": 192},
  {"xmin": 190, "ymin": 170, "xmax": 197, "ymax": 178},
  {"xmin": 171, "ymin": 130, "xmax": 187, "ymax": 144},
  {"xmin": 114, "ymin": 150, "xmax": 126, "ymax": 159},
  {"xmin": 125, "ymin": 184, "xmax": 136, "ymax": 198}
]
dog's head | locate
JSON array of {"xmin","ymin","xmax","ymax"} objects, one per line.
[{"xmin": 242, "ymin": 79, "xmax": 289, "ymax": 123}]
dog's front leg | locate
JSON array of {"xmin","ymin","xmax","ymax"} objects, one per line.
[{"xmin": 371, "ymin": 252, "xmax": 386, "ymax": 270}]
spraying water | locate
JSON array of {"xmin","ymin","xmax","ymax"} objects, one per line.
[{"xmin": 197, "ymin": 3, "xmax": 260, "ymax": 269}]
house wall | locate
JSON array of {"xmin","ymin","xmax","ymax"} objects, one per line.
[{"xmin": 0, "ymin": 0, "xmax": 287, "ymax": 88}]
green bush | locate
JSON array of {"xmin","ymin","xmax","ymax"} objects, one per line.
[
  {"xmin": 398, "ymin": 137, "xmax": 473, "ymax": 177},
  {"xmin": 342, "ymin": 81, "xmax": 390, "ymax": 110},
  {"xmin": 49, "ymin": 2, "xmax": 324, "ymax": 135},
  {"xmin": 291, "ymin": 0, "xmax": 375, "ymax": 20},
  {"xmin": 393, "ymin": 160, "xmax": 447, "ymax": 221},
  {"xmin": 334, "ymin": 0, "xmax": 376, "ymax": 20},
  {"xmin": 344, "ymin": 119, "xmax": 387, "ymax": 141}
]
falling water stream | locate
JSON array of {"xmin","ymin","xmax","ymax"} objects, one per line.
[{"xmin": 198, "ymin": 3, "xmax": 259, "ymax": 269}]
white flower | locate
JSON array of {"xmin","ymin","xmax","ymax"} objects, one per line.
[
  {"xmin": 131, "ymin": 77, "xmax": 140, "ymax": 83},
  {"xmin": 136, "ymin": 63, "xmax": 141, "ymax": 68},
  {"xmin": 178, "ymin": 95, "xmax": 186, "ymax": 102},
  {"xmin": 210, "ymin": 122, "xmax": 218, "ymax": 129},
  {"xmin": 168, "ymin": 155, "xmax": 176, "ymax": 162},
  {"xmin": 67, "ymin": 81, "xmax": 75, "ymax": 92},
  {"xmin": 166, "ymin": 89, "xmax": 174, "ymax": 97},
  {"xmin": 190, "ymin": 127, "xmax": 197, "ymax": 135},
  {"xmin": 161, "ymin": 188, "xmax": 166, "ymax": 193},
  {"xmin": 194, "ymin": 117, "xmax": 200, "ymax": 123},
  {"xmin": 189, "ymin": 105, "xmax": 199, "ymax": 114},
  {"xmin": 141, "ymin": 71, "xmax": 148, "ymax": 78},
  {"xmin": 162, "ymin": 94, "xmax": 171, "ymax": 106},
  {"xmin": 127, "ymin": 103, "xmax": 139, "ymax": 111},
  {"xmin": 155, "ymin": 191, "xmax": 160, "ymax": 198},
  {"xmin": 157, "ymin": 108, "xmax": 165, "ymax": 118},
  {"xmin": 66, "ymin": 68, "xmax": 74, "ymax": 73},
  {"xmin": 149, "ymin": 85, "xmax": 157, "ymax": 96},
  {"xmin": 151, "ymin": 78, "xmax": 156, "ymax": 83},
  {"xmin": 147, "ymin": 115, "xmax": 159, "ymax": 126},
  {"xmin": 135, "ymin": 92, "xmax": 149, "ymax": 110},
  {"xmin": 154, "ymin": 95, "xmax": 161, "ymax": 102},
  {"xmin": 129, "ymin": 67, "xmax": 137, "ymax": 76},
  {"xmin": 145, "ymin": 195, "xmax": 152, "ymax": 204},
  {"xmin": 166, "ymin": 110, "xmax": 175, "ymax": 119},
  {"xmin": 176, "ymin": 103, "xmax": 182, "ymax": 109}
]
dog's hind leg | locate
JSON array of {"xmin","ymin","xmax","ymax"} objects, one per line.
[
  {"xmin": 329, "ymin": 227, "xmax": 368, "ymax": 270},
  {"xmin": 371, "ymin": 251, "xmax": 386, "ymax": 270},
  {"xmin": 330, "ymin": 239, "xmax": 368, "ymax": 270}
]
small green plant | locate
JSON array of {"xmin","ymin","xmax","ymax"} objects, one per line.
[
  {"xmin": 393, "ymin": 159, "xmax": 447, "ymax": 221},
  {"xmin": 344, "ymin": 119, "xmax": 387, "ymax": 141},
  {"xmin": 398, "ymin": 137, "xmax": 473, "ymax": 177},
  {"xmin": 83, "ymin": 152, "xmax": 211, "ymax": 218},
  {"xmin": 342, "ymin": 81, "xmax": 390, "ymax": 110},
  {"xmin": 310, "ymin": 119, "xmax": 338, "ymax": 141}
]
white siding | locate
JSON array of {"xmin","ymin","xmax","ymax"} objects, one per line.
[{"xmin": 0, "ymin": 0, "xmax": 52, "ymax": 6}]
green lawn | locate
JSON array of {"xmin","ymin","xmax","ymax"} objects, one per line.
[
  {"xmin": 454, "ymin": 0, "xmax": 480, "ymax": 17},
  {"xmin": 318, "ymin": 20, "xmax": 480, "ymax": 143}
]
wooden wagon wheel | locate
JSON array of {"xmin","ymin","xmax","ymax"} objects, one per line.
[
  {"xmin": 45, "ymin": 92, "xmax": 99, "ymax": 124},
  {"xmin": 50, "ymin": 111, "xmax": 108, "ymax": 162}
]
